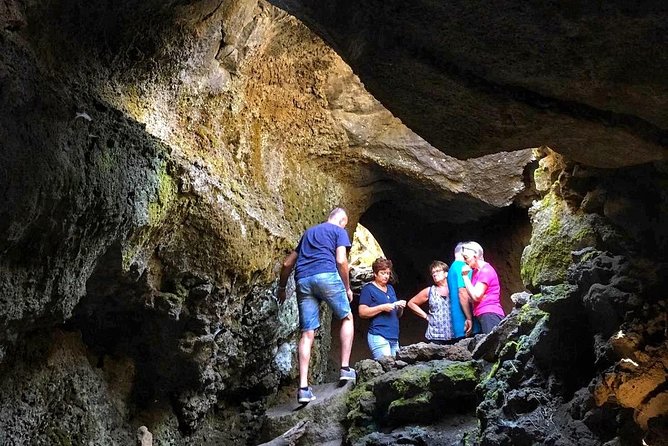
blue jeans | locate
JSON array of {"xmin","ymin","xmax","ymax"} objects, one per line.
[
  {"xmin": 296, "ymin": 272, "xmax": 351, "ymax": 331},
  {"xmin": 367, "ymin": 333, "xmax": 399, "ymax": 360}
]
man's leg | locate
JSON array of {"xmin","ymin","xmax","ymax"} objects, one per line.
[
  {"xmin": 316, "ymin": 272, "xmax": 355, "ymax": 379},
  {"xmin": 340, "ymin": 312, "xmax": 354, "ymax": 367},
  {"xmin": 296, "ymin": 276, "xmax": 320, "ymax": 394},
  {"xmin": 298, "ymin": 330, "xmax": 316, "ymax": 388}
]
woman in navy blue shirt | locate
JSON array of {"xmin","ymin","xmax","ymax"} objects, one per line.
[{"xmin": 359, "ymin": 257, "xmax": 406, "ymax": 359}]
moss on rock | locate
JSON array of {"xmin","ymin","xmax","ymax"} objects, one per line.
[
  {"xmin": 387, "ymin": 391, "xmax": 434, "ymax": 423},
  {"xmin": 346, "ymin": 359, "xmax": 481, "ymax": 440},
  {"xmin": 435, "ymin": 360, "xmax": 480, "ymax": 383},
  {"xmin": 148, "ymin": 163, "xmax": 178, "ymax": 226},
  {"xmin": 521, "ymin": 190, "xmax": 597, "ymax": 290},
  {"xmin": 345, "ymin": 383, "xmax": 378, "ymax": 443}
]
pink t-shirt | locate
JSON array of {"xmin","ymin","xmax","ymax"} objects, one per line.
[{"xmin": 471, "ymin": 263, "xmax": 504, "ymax": 317}]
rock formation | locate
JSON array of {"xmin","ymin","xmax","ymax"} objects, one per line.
[
  {"xmin": 0, "ymin": 0, "xmax": 666, "ymax": 444},
  {"xmin": 268, "ymin": 0, "xmax": 668, "ymax": 167}
]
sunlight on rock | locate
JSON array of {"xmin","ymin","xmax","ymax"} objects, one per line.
[{"xmin": 350, "ymin": 223, "xmax": 385, "ymax": 268}]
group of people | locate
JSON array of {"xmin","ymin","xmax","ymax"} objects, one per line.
[
  {"xmin": 277, "ymin": 208, "xmax": 505, "ymax": 404},
  {"xmin": 359, "ymin": 241, "xmax": 504, "ymax": 360}
]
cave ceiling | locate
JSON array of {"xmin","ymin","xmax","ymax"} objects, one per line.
[{"xmin": 268, "ymin": 0, "xmax": 668, "ymax": 168}]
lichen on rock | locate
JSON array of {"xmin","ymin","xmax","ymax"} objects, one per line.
[
  {"xmin": 521, "ymin": 188, "xmax": 597, "ymax": 290},
  {"xmin": 345, "ymin": 356, "xmax": 481, "ymax": 444}
]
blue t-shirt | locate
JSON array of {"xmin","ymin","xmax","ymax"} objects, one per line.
[
  {"xmin": 447, "ymin": 259, "xmax": 480, "ymax": 336},
  {"xmin": 294, "ymin": 222, "xmax": 351, "ymax": 282},
  {"xmin": 359, "ymin": 283, "xmax": 399, "ymax": 341}
]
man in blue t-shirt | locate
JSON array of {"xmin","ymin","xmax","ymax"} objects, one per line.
[
  {"xmin": 277, "ymin": 208, "xmax": 356, "ymax": 404},
  {"xmin": 448, "ymin": 242, "xmax": 478, "ymax": 338}
]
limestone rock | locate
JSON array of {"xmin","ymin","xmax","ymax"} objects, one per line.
[
  {"xmin": 397, "ymin": 342, "xmax": 472, "ymax": 364},
  {"xmin": 268, "ymin": 0, "xmax": 668, "ymax": 167},
  {"xmin": 137, "ymin": 426, "xmax": 153, "ymax": 446}
]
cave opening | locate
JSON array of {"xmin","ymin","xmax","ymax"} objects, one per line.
[{"xmin": 331, "ymin": 200, "xmax": 531, "ymax": 367}]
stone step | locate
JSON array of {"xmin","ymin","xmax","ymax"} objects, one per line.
[{"xmin": 260, "ymin": 380, "xmax": 354, "ymax": 445}]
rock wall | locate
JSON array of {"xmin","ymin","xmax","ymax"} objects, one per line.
[
  {"xmin": 0, "ymin": 0, "xmax": 534, "ymax": 444},
  {"xmin": 475, "ymin": 151, "xmax": 668, "ymax": 445}
]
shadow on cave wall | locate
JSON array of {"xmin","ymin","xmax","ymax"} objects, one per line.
[
  {"xmin": 331, "ymin": 201, "xmax": 531, "ymax": 369},
  {"xmin": 64, "ymin": 244, "xmax": 198, "ymax": 416}
]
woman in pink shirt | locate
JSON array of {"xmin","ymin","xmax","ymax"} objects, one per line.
[{"xmin": 460, "ymin": 241, "xmax": 505, "ymax": 334}]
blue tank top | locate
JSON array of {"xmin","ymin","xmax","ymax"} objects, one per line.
[{"xmin": 425, "ymin": 286, "xmax": 454, "ymax": 341}]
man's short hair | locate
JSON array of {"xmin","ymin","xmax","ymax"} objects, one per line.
[
  {"xmin": 454, "ymin": 242, "xmax": 465, "ymax": 255},
  {"xmin": 328, "ymin": 207, "xmax": 347, "ymax": 221},
  {"xmin": 462, "ymin": 241, "xmax": 484, "ymax": 260}
]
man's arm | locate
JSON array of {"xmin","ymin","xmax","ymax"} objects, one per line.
[
  {"xmin": 277, "ymin": 251, "xmax": 297, "ymax": 304},
  {"xmin": 335, "ymin": 246, "xmax": 353, "ymax": 302},
  {"xmin": 458, "ymin": 287, "xmax": 473, "ymax": 335}
]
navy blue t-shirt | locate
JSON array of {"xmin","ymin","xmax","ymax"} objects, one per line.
[
  {"xmin": 359, "ymin": 283, "xmax": 399, "ymax": 340},
  {"xmin": 294, "ymin": 222, "xmax": 351, "ymax": 282}
]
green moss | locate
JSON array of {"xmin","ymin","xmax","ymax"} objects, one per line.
[
  {"xmin": 438, "ymin": 361, "xmax": 480, "ymax": 382},
  {"xmin": 391, "ymin": 379, "xmax": 408, "ymax": 395},
  {"xmin": 148, "ymin": 163, "xmax": 178, "ymax": 225},
  {"xmin": 388, "ymin": 391, "xmax": 432, "ymax": 412},
  {"xmin": 345, "ymin": 383, "xmax": 378, "ymax": 444},
  {"xmin": 121, "ymin": 161, "xmax": 180, "ymax": 271},
  {"xmin": 537, "ymin": 283, "xmax": 577, "ymax": 307},
  {"xmin": 96, "ymin": 150, "xmax": 115, "ymax": 174},
  {"xmin": 486, "ymin": 360, "xmax": 500, "ymax": 381},
  {"xmin": 516, "ymin": 305, "xmax": 548, "ymax": 327},
  {"xmin": 391, "ymin": 366, "xmax": 432, "ymax": 397},
  {"xmin": 521, "ymin": 191, "xmax": 597, "ymax": 288},
  {"xmin": 345, "ymin": 383, "xmax": 374, "ymax": 411}
]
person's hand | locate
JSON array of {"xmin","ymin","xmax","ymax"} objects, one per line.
[
  {"xmin": 464, "ymin": 319, "xmax": 473, "ymax": 336},
  {"xmin": 277, "ymin": 288, "xmax": 287, "ymax": 304},
  {"xmin": 346, "ymin": 289, "xmax": 354, "ymax": 302},
  {"xmin": 394, "ymin": 300, "xmax": 406, "ymax": 309},
  {"xmin": 385, "ymin": 303, "xmax": 395, "ymax": 312},
  {"xmin": 461, "ymin": 264, "xmax": 472, "ymax": 276}
]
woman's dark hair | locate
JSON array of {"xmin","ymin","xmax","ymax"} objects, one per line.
[
  {"xmin": 429, "ymin": 260, "xmax": 449, "ymax": 273},
  {"xmin": 372, "ymin": 257, "xmax": 393, "ymax": 273}
]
